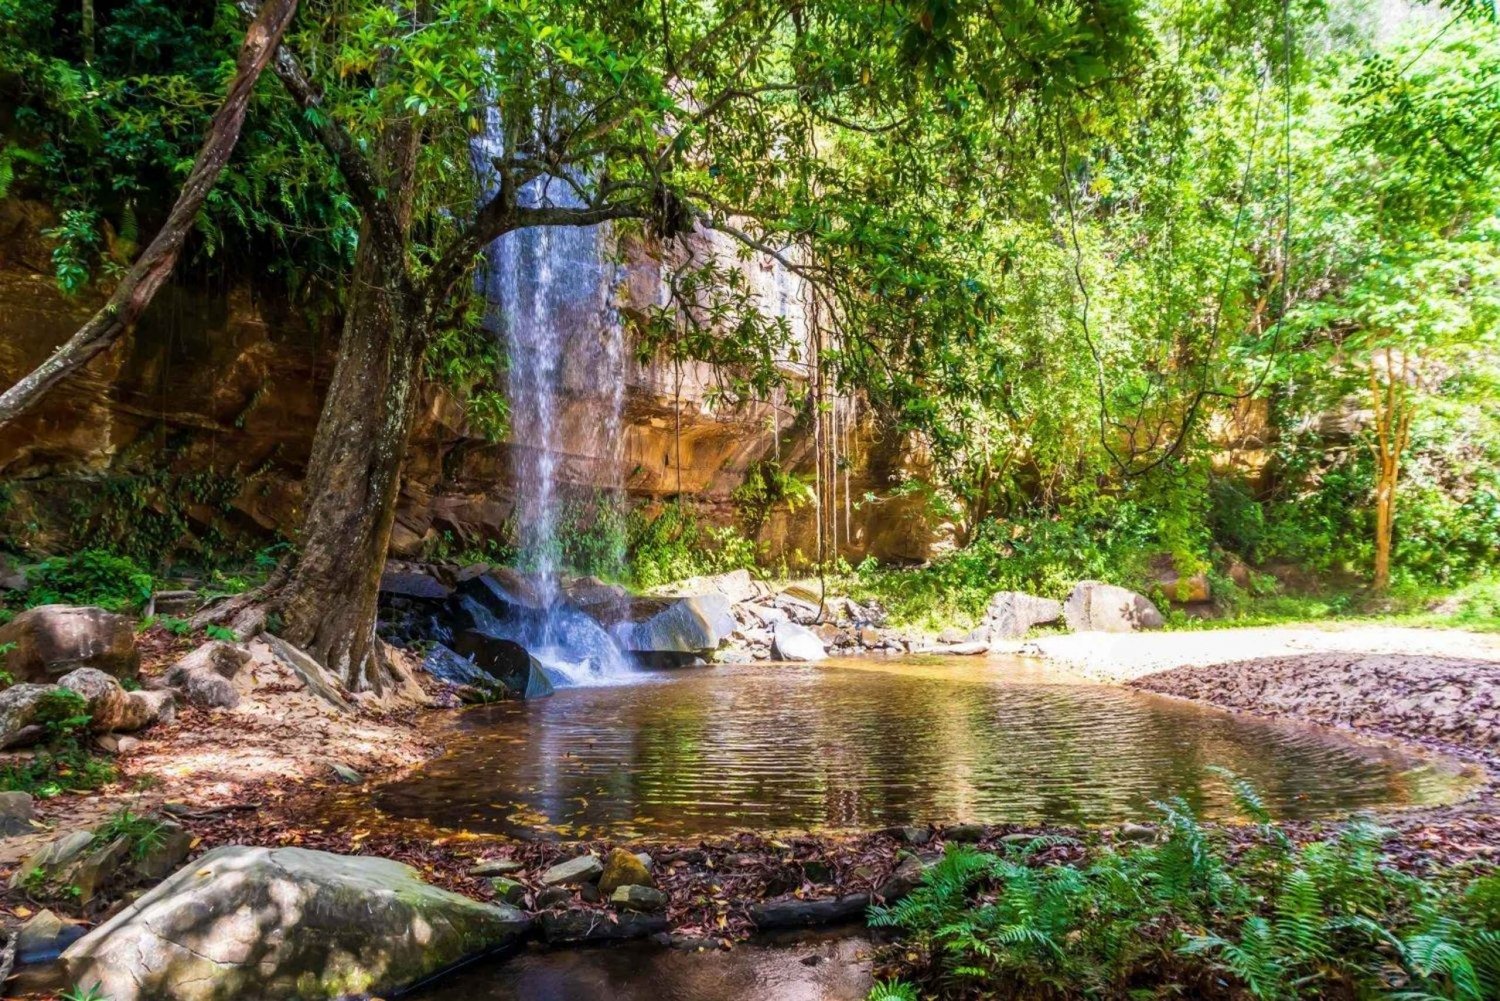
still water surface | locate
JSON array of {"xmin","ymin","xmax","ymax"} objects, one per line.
[
  {"xmin": 411, "ymin": 929, "xmax": 875, "ymax": 1001},
  {"xmin": 377, "ymin": 657, "xmax": 1455, "ymax": 839}
]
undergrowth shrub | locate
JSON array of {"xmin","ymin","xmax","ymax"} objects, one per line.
[
  {"xmin": 625, "ymin": 505, "xmax": 760, "ymax": 590},
  {"xmin": 0, "ymin": 689, "xmax": 115, "ymax": 797},
  {"xmin": 25, "ymin": 549, "xmax": 153, "ymax": 612},
  {"xmin": 869, "ymin": 776, "xmax": 1500, "ymax": 1000}
]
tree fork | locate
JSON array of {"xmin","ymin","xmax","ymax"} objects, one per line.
[{"xmin": 0, "ymin": 0, "xmax": 300, "ymax": 428}]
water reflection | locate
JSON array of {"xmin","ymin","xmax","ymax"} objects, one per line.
[
  {"xmin": 377, "ymin": 658, "xmax": 1455, "ymax": 839},
  {"xmin": 412, "ymin": 929, "xmax": 874, "ymax": 1001}
]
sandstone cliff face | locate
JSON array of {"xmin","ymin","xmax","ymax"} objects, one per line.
[{"xmin": 0, "ymin": 201, "xmax": 936, "ymax": 566}]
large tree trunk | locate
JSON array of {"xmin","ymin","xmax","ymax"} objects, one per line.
[
  {"xmin": 200, "ymin": 119, "xmax": 423, "ymax": 695},
  {"xmin": 277, "ymin": 241, "xmax": 425, "ymax": 692},
  {"xmin": 0, "ymin": 0, "xmax": 299, "ymax": 428}
]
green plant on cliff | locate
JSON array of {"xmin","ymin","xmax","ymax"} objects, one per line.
[
  {"xmin": 26, "ymin": 549, "xmax": 153, "ymax": 612},
  {"xmin": 869, "ymin": 781, "xmax": 1500, "ymax": 1001},
  {"xmin": 626, "ymin": 506, "xmax": 760, "ymax": 591}
]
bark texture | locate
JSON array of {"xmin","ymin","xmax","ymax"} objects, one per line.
[{"xmin": 0, "ymin": 0, "xmax": 300, "ymax": 428}]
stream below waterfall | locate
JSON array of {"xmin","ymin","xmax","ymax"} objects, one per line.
[{"xmin": 376, "ymin": 656, "xmax": 1464, "ymax": 840}]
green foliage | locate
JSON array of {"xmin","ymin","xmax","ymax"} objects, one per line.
[
  {"xmin": 869, "ymin": 779, "xmax": 1500, "ymax": 1001},
  {"xmin": 626, "ymin": 506, "xmax": 760, "ymax": 591},
  {"xmin": 61, "ymin": 985, "xmax": 108, "ymax": 1001},
  {"xmin": 843, "ymin": 499, "xmax": 1167, "ymax": 629},
  {"xmin": 26, "ymin": 549, "xmax": 153, "ymax": 612},
  {"xmin": 93, "ymin": 808, "xmax": 166, "ymax": 861},
  {"xmin": 0, "ymin": 688, "xmax": 115, "ymax": 797},
  {"xmin": 733, "ymin": 460, "xmax": 815, "ymax": 535},
  {"xmin": 0, "ymin": 0, "xmax": 355, "ymax": 294}
]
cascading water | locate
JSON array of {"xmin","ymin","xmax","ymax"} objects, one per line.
[{"xmin": 471, "ymin": 110, "xmax": 634, "ymax": 686}]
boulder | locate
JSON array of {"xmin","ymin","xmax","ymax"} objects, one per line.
[
  {"xmin": 610, "ymin": 884, "xmax": 668, "ymax": 912},
  {"xmin": 58, "ymin": 668, "xmax": 130, "ymax": 732},
  {"xmin": 1062, "ymin": 581, "xmax": 1164, "ymax": 633},
  {"xmin": 0, "ymin": 684, "xmax": 55, "ymax": 749},
  {"xmin": 10, "ymin": 830, "xmax": 96, "ymax": 889},
  {"xmin": 56, "ymin": 669, "xmax": 175, "ymax": 732},
  {"xmin": 16, "ymin": 909, "xmax": 86, "ymax": 964},
  {"xmin": 70, "ymin": 834, "xmax": 130, "ymax": 904},
  {"xmin": 1151, "ymin": 564, "xmax": 1211, "ymax": 605},
  {"xmin": 488, "ymin": 876, "xmax": 526, "ymax": 906},
  {"xmin": 650, "ymin": 569, "xmax": 763, "ymax": 606},
  {"xmin": 749, "ymin": 894, "xmax": 870, "ymax": 930},
  {"xmin": 540, "ymin": 907, "xmax": 666, "ymax": 943},
  {"xmin": 974, "ymin": 591, "xmax": 1064, "ymax": 642},
  {"xmin": 469, "ymin": 858, "xmax": 523, "ymax": 877},
  {"xmin": 943, "ymin": 823, "xmax": 985, "ymax": 843},
  {"xmin": 377, "ymin": 570, "xmax": 453, "ymax": 601},
  {"xmin": 119, "ymin": 688, "xmax": 177, "ymax": 731},
  {"xmin": 441, "ymin": 634, "xmax": 554, "ymax": 700},
  {"xmin": 163, "ymin": 641, "xmax": 253, "ymax": 709},
  {"xmin": 615, "ymin": 595, "xmax": 736, "ymax": 655},
  {"xmin": 0, "ymin": 605, "xmax": 139, "ymax": 684},
  {"xmin": 131, "ymin": 821, "xmax": 194, "ymax": 883},
  {"xmin": 771, "ymin": 620, "xmax": 826, "ymax": 662},
  {"xmin": 541, "ymin": 853, "xmax": 603, "ymax": 887},
  {"xmin": 0, "ymin": 790, "xmax": 35, "ymax": 835},
  {"xmin": 598, "ymin": 847, "xmax": 654, "ymax": 894},
  {"xmin": 60, "ymin": 845, "xmax": 531, "ymax": 1001}
]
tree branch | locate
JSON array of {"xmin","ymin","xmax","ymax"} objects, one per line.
[
  {"xmin": 0, "ymin": 0, "xmax": 301, "ymax": 428},
  {"xmin": 232, "ymin": 0, "xmax": 404, "ymax": 254}
]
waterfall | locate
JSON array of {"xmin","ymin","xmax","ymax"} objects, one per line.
[{"xmin": 472, "ymin": 111, "xmax": 634, "ymax": 686}]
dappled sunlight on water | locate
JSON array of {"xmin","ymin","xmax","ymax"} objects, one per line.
[{"xmin": 376, "ymin": 657, "xmax": 1460, "ymax": 839}]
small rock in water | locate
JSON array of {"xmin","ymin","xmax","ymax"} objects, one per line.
[
  {"xmin": 943, "ymin": 823, "xmax": 986, "ymax": 843},
  {"xmin": 598, "ymin": 847, "xmax": 653, "ymax": 894},
  {"xmin": 771, "ymin": 620, "xmax": 826, "ymax": 662},
  {"xmin": 610, "ymin": 884, "xmax": 668, "ymax": 913},
  {"xmin": 541, "ymin": 853, "xmax": 603, "ymax": 887},
  {"xmin": 578, "ymin": 882, "xmax": 601, "ymax": 903},
  {"xmin": 328, "ymin": 762, "xmax": 364, "ymax": 784},
  {"xmin": 1118, "ymin": 822, "xmax": 1156, "ymax": 843},
  {"xmin": 469, "ymin": 858, "xmax": 523, "ymax": 877},
  {"xmin": 541, "ymin": 906, "xmax": 667, "ymax": 943},
  {"xmin": 890, "ymin": 825, "xmax": 931, "ymax": 846},
  {"xmin": 488, "ymin": 876, "xmax": 526, "ymax": 906}
]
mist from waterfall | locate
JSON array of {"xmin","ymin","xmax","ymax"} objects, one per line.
[{"xmin": 472, "ymin": 109, "xmax": 634, "ymax": 687}]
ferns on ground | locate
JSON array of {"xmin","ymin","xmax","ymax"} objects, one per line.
[{"xmin": 869, "ymin": 781, "xmax": 1500, "ymax": 1000}]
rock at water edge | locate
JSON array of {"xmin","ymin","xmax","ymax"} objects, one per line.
[
  {"xmin": 1062, "ymin": 581, "xmax": 1164, "ymax": 633},
  {"xmin": 61, "ymin": 845, "xmax": 530, "ymax": 1001},
  {"xmin": 772, "ymin": 620, "xmax": 826, "ymax": 662}
]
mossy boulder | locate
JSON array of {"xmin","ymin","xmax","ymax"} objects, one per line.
[
  {"xmin": 598, "ymin": 847, "xmax": 654, "ymax": 894},
  {"xmin": 61, "ymin": 845, "xmax": 530, "ymax": 1001}
]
